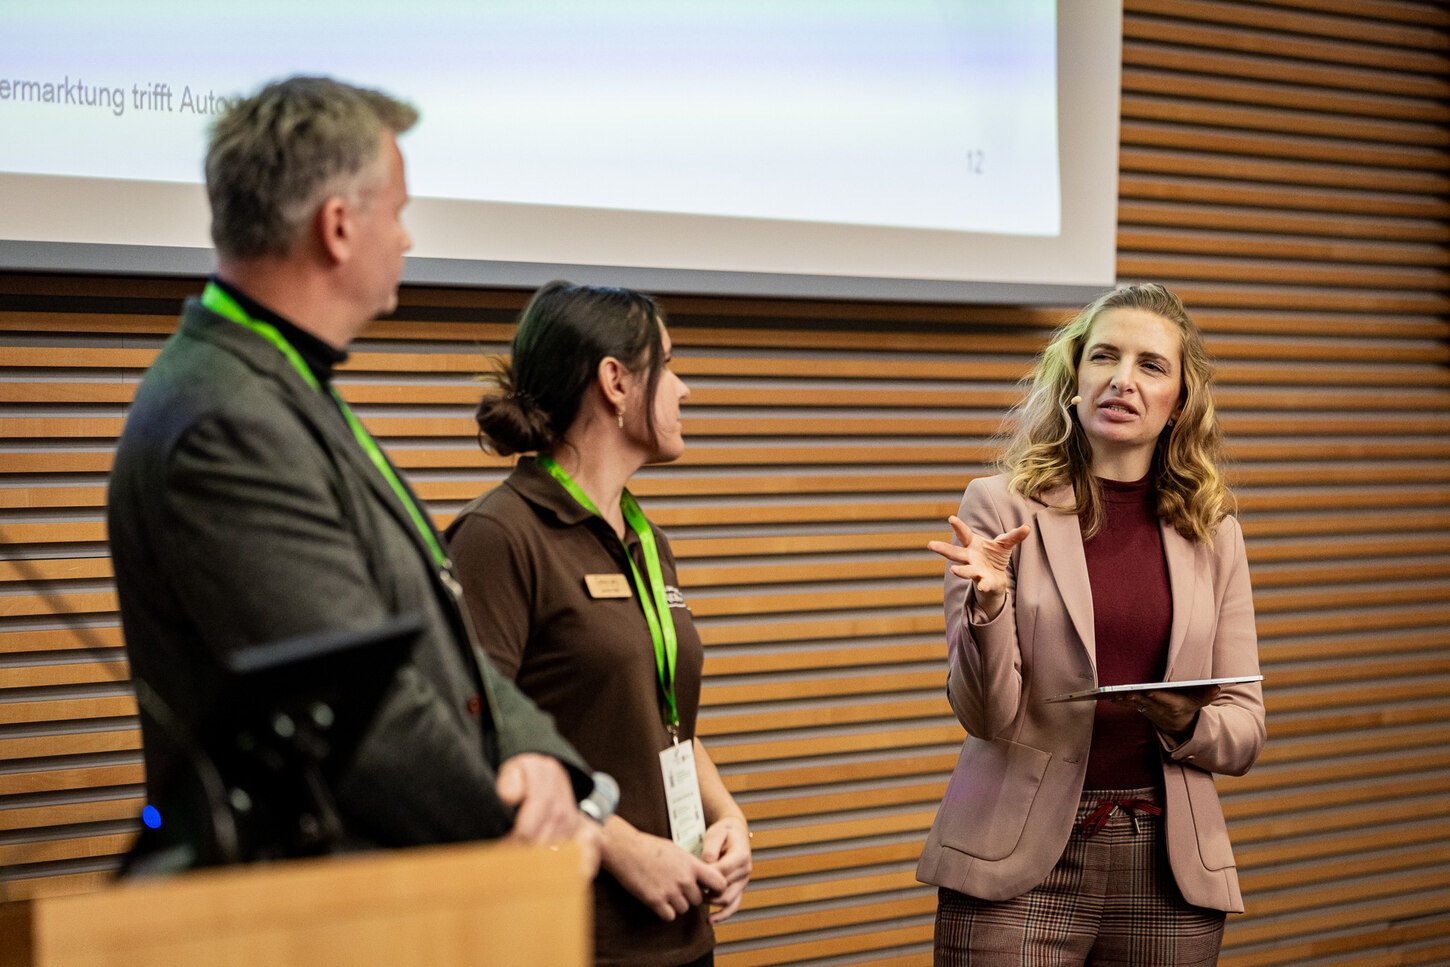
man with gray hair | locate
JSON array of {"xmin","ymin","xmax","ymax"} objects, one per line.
[{"xmin": 108, "ymin": 76, "xmax": 598, "ymax": 868}]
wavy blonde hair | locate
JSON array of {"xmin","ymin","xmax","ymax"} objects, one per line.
[{"xmin": 998, "ymin": 283, "xmax": 1234, "ymax": 543}]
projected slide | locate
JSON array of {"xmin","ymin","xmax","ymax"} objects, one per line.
[{"xmin": 0, "ymin": 0, "xmax": 1059, "ymax": 237}]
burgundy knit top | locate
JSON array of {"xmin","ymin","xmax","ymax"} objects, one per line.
[{"xmin": 1081, "ymin": 475, "xmax": 1172, "ymax": 790}]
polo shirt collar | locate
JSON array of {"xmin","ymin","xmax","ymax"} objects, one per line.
[{"xmin": 505, "ymin": 455, "xmax": 604, "ymax": 528}]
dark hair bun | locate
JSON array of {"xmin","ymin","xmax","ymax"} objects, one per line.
[{"xmin": 473, "ymin": 361, "xmax": 555, "ymax": 456}]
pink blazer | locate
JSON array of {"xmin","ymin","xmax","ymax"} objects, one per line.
[{"xmin": 916, "ymin": 474, "xmax": 1265, "ymax": 913}]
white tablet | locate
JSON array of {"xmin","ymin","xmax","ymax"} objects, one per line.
[{"xmin": 1044, "ymin": 675, "xmax": 1263, "ymax": 704}]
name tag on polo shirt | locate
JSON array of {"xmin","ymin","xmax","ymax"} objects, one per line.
[{"xmin": 584, "ymin": 573, "xmax": 632, "ymax": 598}]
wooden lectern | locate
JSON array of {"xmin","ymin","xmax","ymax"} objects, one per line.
[{"xmin": 0, "ymin": 841, "xmax": 587, "ymax": 967}]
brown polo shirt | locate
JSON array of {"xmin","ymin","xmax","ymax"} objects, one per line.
[{"xmin": 445, "ymin": 457, "xmax": 711, "ymax": 967}]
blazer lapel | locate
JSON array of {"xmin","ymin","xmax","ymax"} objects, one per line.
[
  {"xmin": 1034, "ymin": 483, "xmax": 1098, "ymax": 674},
  {"xmin": 309, "ymin": 393, "xmax": 441, "ymax": 568},
  {"xmin": 195, "ymin": 303, "xmax": 441, "ymax": 571},
  {"xmin": 1159, "ymin": 520, "xmax": 1200, "ymax": 678}
]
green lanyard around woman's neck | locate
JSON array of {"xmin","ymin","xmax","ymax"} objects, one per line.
[
  {"xmin": 201, "ymin": 281, "xmax": 449, "ymax": 570},
  {"xmin": 537, "ymin": 455, "xmax": 680, "ymax": 731}
]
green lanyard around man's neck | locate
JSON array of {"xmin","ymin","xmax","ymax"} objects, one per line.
[
  {"xmin": 201, "ymin": 281, "xmax": 449, "ymax": 571},
  {"xmin": 537, "ymin": 455, "xmax": 680, "ymax": 731}
]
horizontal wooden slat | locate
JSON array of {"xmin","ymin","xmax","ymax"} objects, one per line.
[
  {"xmin": 0, "ymin": 832, "xmax": 136, "ymax": 868},
  {"xmin": 715, "ymin": 922, "xmax": 933, "ymax": 967},
  {"xmin": 1250, "ymin": 0, "xmax": 1449, "ymax": 31},
  {"xmin": 1254, "ymin": 583, "xmax": 1450, "ymax": 614},
  {"xmin": 0, "ymin": 871, "xmax": 119, "ymax": 902},
  {"xmin": 0, "ymin": 796, "xmax": 145, "ymax": 832},
  {"xmin": 1120, "ymin": 200, "xmax": 1450, "ymax": 243},
  {"xmin": 707, "ymin": 726, "xmax": 964, "ymax": 766},
  {"xmin": 1118, "ymin": 252, "xmax": 1449, "ymax": 289},
  {"xmin": 1224, "ymin": 770, "xmax": 1450, "ymax": 815},
  {"xmin": 750, "ymin": 840, "xmax": 924, "ymax": 881},
  {"xmin": 1236, "ymin": 486, "xmax": 1450, "ymax": 512},
  {"xmin": 1124, "ymin": 6, "xmax": 1450, "ymax": 73},
  {"xmin": 1119, "ymin": 227, "xmax": 1450, "ymax": 269},
  {"xmin": 690, "ymin": 586, "xmax": 939, "ymax": 621},
  {"xmin": 1265, "ymin": 706, "xmax": 1447, "ymax": 742},
  {"xmin": 697, "ymin": 614, "xmax": 947, "ymax": 648},
  {"xmin": 723, "ymin": 754, "xmax": 957, "ymax": 795},
  {"xmin": 1244, "ymin": 869, "xmax": 1450, "ymax": 920},
  {"xmin": 0, "ymin": 696, "xmax": 137, "ymax": 725},
  {"xmin": 1123, "ymin": 92, "xmax": 1450, "ymax": 148},
  {"xmin": 0, "ymin": 522, "xmax": 108, "ymax": 544},
  {"xmin": 1221, "ymin": 917, "xmax": 1450, "ymax": 967},
  {"xmin": 1123, "ymin": 173, "xmax": 1450, "ymax": 222},
  {"xmin": 0, "ymin": 729, "xmax": 141, "ymax": 761},
  {"xmin": 700, "ymin": 698, "xmax": 950, "ymax": 738},
  {"xmin": 750, "ymin": 809, "xmax": 937, "ymax": 851},
  {"xmin": 1256, "ymin": 603, "xmax": 1450, "ymax": 639},
  {"xmin": 1120, "ymin": 64, "xmax": 1450, "ymax": 122},
  {"xmin": 0, "ymin": 627, "xmax": 125, "ymax": 654},
  {"xmin": 0, "ymin": 347, "xmax": 158, "ymax": 369},
  {"xmin": 703, "ymin": 671, "xmax": 943, "ymax": 706},
  {"xmin": 1255, "ymin": 724, "xmax": 1448, "ymax": 764},
  {"xmin": 0, "ymin": 662, "xmax": 130, "ymax": 688},
  {"xmin": 1240, "ymin": 839, "xmax": 1450, "ymax": 894},
  {"xmin": 1126, "ymin": 0, "xmax": 1450, "ymax": 50},
  {"xmin": 0, "ymin": 764, "xmax": 144, "ymax": 796},
  {"xmin": 741, "ymin": 782, "xmax": 946, "ymax": 824},
  {"xmin": 0, "ymin": 592, "xmax": 118, "ymax": 619},
  {"xmin": 0, "ymin": 452, "xmax": 113, "ymax": 474},
  {"xmin": 1121, "ymin": 146, "xmax": 1450, "ymax": 196},
  {"xmin": 726, "ymin": 892, "xmax": 934, "ymax": 942},
  {"xmin": 705, "ymin": 642, "xmax": 944, "ymax": 677},
  {"xmin": 1248, "ymin": 533, "xmax": 1450, "ymax": 564},
  {"xmin": 742, "ymin": 873, "xmax": 926, "ymax": 914},
  {"xmin": 1259, "ymin": 628, "xmax": 1447, "ymax": 663},
  {"xmin": 0, "ymin": 382, "xmax": 136, "ymax": 403},
  {"xmin": 0, "ymin": 557, "xmax": 113, "ymax": 581}
]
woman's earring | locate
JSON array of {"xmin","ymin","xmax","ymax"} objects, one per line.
[
  {"xmin": 1069, "ymin": 396, "xmax": 1082, "ymax": 406},
  {"xmin": 617, "ymin": 407, "xmax": 625, "ymax": 428}
]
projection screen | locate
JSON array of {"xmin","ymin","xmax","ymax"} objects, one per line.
[{"xmin": 0, "ymin": 1, "xmax": 1122, "ymax": 302}]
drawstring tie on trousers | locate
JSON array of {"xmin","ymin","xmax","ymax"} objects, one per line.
[{"xmin": 1081, "ymin": 798, "xmax": 1162, "ymax": 837}]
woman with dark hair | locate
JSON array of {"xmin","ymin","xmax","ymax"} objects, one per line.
[
  {"xmin": 446, "ymin": 281, "xmax": 750, "ymax": 967},
  {"xmin": 917, "ymin": 283, "xmax": 1265, "ymax": 966}
]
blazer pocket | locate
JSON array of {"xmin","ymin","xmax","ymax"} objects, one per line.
[
  {"xmin": 1183, "ymin": 769, "xmax": 1235, "ymax": 872},
  {"xmin": 938, "ymin": 737, "xmax": 1052, "ymax": 862}
]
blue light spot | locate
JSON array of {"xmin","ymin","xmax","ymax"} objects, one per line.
[{"xmin": 142, "ymin": 804, "xmax": 162, "ymax": 829}]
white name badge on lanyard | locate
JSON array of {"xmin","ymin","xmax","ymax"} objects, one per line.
[{"xmin": 659, "ymin": 739, "xmax": 706, "ymax": 857}]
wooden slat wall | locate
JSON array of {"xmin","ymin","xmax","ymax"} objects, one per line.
[{"xmin": 2, "ymin": 0, "xmax": 1448, "ymax": 963}]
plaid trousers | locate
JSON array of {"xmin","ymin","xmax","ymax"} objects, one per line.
[{"xmin": 934, "ymin": 787, "xmax": 1226, "ymax": 966}]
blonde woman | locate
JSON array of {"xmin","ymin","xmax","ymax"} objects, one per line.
[{"xmin": 917, "ymin": 283, "xmax": 1265, "ymax": 966}]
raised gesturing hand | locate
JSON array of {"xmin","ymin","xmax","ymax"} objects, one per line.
[{"xmin": 928, "ymin": 515, "xmax": 1032, "ymax": 617}]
